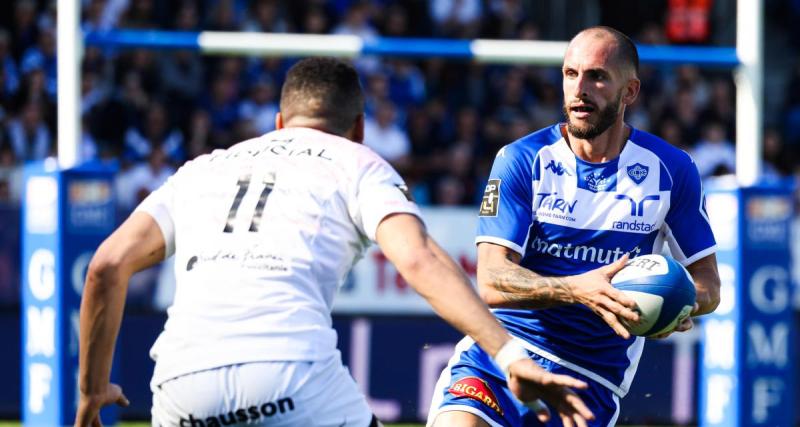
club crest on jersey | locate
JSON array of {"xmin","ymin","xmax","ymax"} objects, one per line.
[
  {"xmin": 479, "ymin": 179, "xmax": 501, "ymax": 217},
  {"xmin": 449, "ymin": 376, "xmax": 504, "ymax": 416},
  {"xmin": 584, "ymin": 172, "xmax": 610, "ymax": 192},
  {"xmin": 627, "ymin": 163, "xmax": 649, "ymax": 185},
  {"xmin": 544, "ymin": 160, "xmax": 572, "ymax": 176}
]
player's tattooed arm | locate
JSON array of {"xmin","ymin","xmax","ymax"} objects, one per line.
[
  {"xmin": 477, "ymin": 243, "xmax": 641, "ymax": 339},
  {"xmin": 478, "ymin": 249, "xmax": 577, "ymax": 309}
]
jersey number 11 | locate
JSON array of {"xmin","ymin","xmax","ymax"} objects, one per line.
[{"xmin": 224, "ymin": 173, "xmax": 275, "ymax": 233}]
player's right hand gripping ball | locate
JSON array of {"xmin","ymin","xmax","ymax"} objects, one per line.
[{"xmin": 610, "ymin": 254, "xmax": 696, "ymax": 337}]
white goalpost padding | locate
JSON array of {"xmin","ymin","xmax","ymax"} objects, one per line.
[
  {"xmin": 736, "ymin": 0, "xmax": 765, "ymax": 186},
  {"xmin": 57, "ymin": 0, "xmax": 82, "ymax": 169}
]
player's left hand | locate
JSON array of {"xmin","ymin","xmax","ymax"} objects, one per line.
[
  {"xmin": 507, "ymin": 358, "xmax": 595, "ymax": 427},
  {"xmin": 74, "ymin": 383, "xmax": 129, "ymax": 427},
  {"xmin": 650, "ymin": 303, "xmax": 698, "ymax": 339}
]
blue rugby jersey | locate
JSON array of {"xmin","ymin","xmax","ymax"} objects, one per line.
[{"xmin": 476, "ymin": 123, "xmax": 716, "ymax": 396}]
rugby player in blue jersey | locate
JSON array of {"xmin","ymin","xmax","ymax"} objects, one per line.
[{"xmin": 428, "ymin": 27, "xmax": 721, "ymax": 427}]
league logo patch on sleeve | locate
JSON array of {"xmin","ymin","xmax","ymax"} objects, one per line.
[
  {"xmin": 479, "ymin": 179, "xmax": 501, "ymax": 217},
  {"xmin": 448, "ymin": 376, "xmax": 504, "ymax": 416}
]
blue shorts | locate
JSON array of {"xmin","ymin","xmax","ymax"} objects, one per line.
[{"xmin": 427, "ymin": 337, "xmax": 620, "ymax": 427}]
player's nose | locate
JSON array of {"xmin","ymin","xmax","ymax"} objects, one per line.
[{"xmin": 571, "ymin": 74, "xmax": 592, "ymax": 100}]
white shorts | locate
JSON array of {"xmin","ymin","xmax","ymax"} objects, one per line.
[{"xmin": 151, "ymin": 353, "xmax": 375, "ymax": 427}]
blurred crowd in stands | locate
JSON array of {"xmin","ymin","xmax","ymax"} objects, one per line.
[{"xmin": 1, "ymin": 0, "xmax": 800, "ymax": 305}]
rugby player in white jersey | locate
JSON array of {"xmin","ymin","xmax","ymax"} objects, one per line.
[
  {"xmin": 429, "ymin": 27, "xmax": 721, "ymax": 427},
  {"xmin": 75, "ymin": 58, "xmax": 595, "ymax": 427}
]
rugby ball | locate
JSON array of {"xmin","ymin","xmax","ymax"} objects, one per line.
[{"xmin": 611, "ymin": 254, "xmax": 696, "ymax": 337}]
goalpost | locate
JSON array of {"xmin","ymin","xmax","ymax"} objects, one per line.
[
  {"xmin": 24, "ymin": 0, "xmax": 793, "ymax": 426},
  {"xmin": 58, "ymin": 2, "xmax": 759, "ymax": 182}
]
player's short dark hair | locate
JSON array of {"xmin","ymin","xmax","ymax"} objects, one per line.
[
  {"xmin": 280, "ymin": 57, "xmax": 365, "ymax": 135},
  {"xmin": 577, "ymin": 26, "xmax": 639, "ymax": 78}
]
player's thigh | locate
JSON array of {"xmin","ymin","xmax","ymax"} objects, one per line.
[
  {"xmin": 527, "ymin": 354, "xmax": 621, "ymax": 427},
  {"xmin": 151, "ymin": 355, "xmax": 373, "ymax": 427},
  {"xmin": 427, "ymin": 338, "xmax": 620, "ymax": 427},
  {"xmin": 296, "ymin": 353, "xmax": 376, "ymax": 426},
  {"xmin": 427, "ymin": 337, "xmax": 521, "ymax": 427},
  {"xmin": 431, "ymin": 411, "xmax": 492, "ymax": 427}
]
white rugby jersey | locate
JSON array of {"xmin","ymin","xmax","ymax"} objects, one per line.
[
  {"xmin": 135, "ymin": 127, "xmax": 421, "ymax": 385},
  {"xmin": 476, "ymin": 124, "xmax": 716, "ymax": 396}
]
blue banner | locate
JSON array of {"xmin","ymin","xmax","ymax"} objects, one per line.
[
  {"xmin": 21, "ymin": 161, "xmax": 116, "ymax": 426},
  {"xmin": 700, "ymin": 183, "xmax": 795, "ymax": 427}
]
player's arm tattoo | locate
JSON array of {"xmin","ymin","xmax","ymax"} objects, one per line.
[{"xmin": 485, "ymin": 253, "xmax": 575, "ymax": 308}]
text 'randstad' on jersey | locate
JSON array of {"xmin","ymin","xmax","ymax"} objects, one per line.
[
  {"xmin": 134, "ymin": 127, "xmax": 421, "ymax": 386},
  {"xmin": 476, "ymin": 124, "xmax": 716, "ymax": 396}
]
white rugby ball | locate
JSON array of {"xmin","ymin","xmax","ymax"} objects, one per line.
[{"xmin": 611, "ymin": 254, "xmax": 696, "ymax": 337}]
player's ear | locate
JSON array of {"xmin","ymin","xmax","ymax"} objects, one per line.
[
  {"xmin": 275, "ymin": 111, "xmax": 284, "ymax": 130},
  {"xmin": 622, "ymin": 77, "xmax": 640, "ymax": 106}
]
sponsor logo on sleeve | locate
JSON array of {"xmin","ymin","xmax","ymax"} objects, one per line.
[
  {"xmin": 627, "ymin": 163, "xmax": 649, "ymax": 185},
  {"xmin": 449, "ymin": 376, "xmax": 504, "ymax": 416},
  {"xmin": 479, "ymin": 179, "xmax": 501, "ymax": 217},
  {"xmin": 394, "ymin": 184, "xmax": 414, "ymax": 202}
]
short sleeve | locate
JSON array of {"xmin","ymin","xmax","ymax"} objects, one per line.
[
  {"xmin": 353, "ymin": 156, "xmax": 422, "ymax": 242},
  {"xmin": 134, "ymin": 175, "xmax": 177, "ymax": 258},
  {"xmin": 663, "ymin": 160, "xmax": 717, "ymax": 265},
  {"xmin": 475, "ymin": 144, "xmax": 534, "ymax": 255}
]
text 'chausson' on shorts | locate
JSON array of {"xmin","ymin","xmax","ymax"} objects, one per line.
[{"xmin": 151, "ymin": 353, "xmax": 374, "ymax": 427}]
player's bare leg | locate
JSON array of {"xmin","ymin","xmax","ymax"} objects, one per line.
[{"xmin": 432, "ymin": 411, "xmax": 491, "ymax": 427}]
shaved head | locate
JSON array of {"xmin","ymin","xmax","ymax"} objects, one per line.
[
  {"xmin": 561, "ymin": 26, "xmax": 641, "ymax": 142},
  {"xmin": 569, "ymin": 26, "xmax": 639, "ymax": 78}
]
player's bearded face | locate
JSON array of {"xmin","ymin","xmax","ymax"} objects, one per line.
[{"xmin": 564, "ymin": 90, "xmax": 623, "ymax": 140}]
